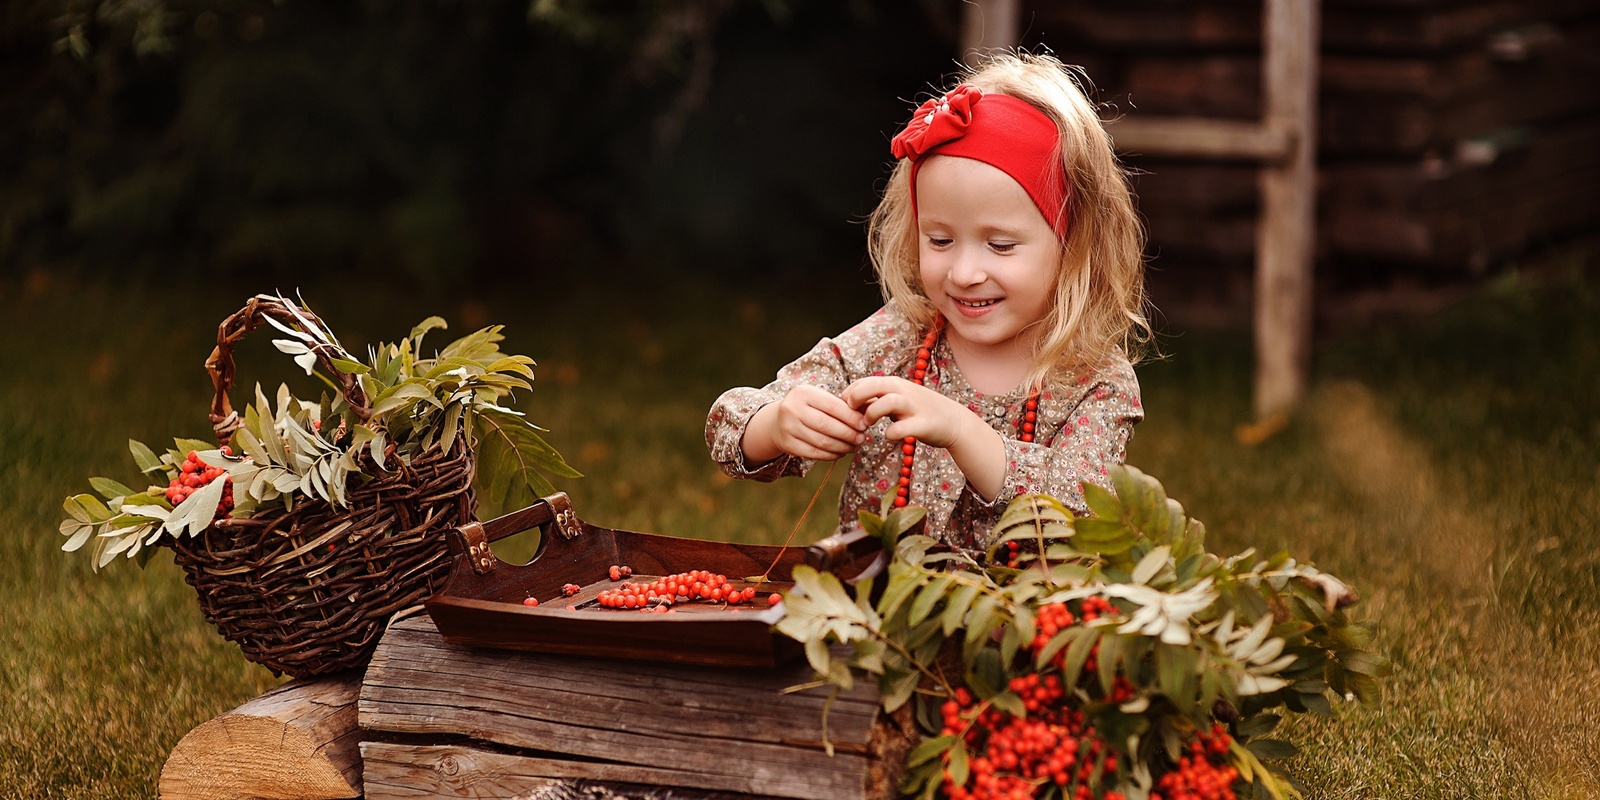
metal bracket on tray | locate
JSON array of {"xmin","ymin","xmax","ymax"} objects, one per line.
[{"xmin": 448, "ymin": 493, "xmax": 585, "ymax": 575}]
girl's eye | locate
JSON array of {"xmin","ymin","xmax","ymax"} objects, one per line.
[
  {"xmin": 926, "ymin": 236, "xmax": 953, "ymax": 248},
  {"xmin": 989, "ymin": 242, "xmax": 1017, "ymax": 254}
]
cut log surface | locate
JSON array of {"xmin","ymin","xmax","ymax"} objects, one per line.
[
  {"xmin": 159, "ymin": 672, "xmax": 363, "ymax": 800},
  {"xmin": 361, "ymin": 614, "xmax": 904, "ymax": 800}
]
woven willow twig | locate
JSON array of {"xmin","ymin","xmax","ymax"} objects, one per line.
[{"xmin": 167, "ymin": 295, "xmax": 476, "ymax": 678}]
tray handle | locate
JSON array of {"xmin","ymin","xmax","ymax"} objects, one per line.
[
  {"xmin": 804, "ymin": 527, "xmax": 886, "ymax": 586},
  {"xmin": 448, "ymin": 493, "xmax": 584, "ymax": 575}
]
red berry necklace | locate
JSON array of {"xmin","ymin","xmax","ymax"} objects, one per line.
[{"xmin": 893, "ymin": 315, "xmax": 1041, "ymax": 508}]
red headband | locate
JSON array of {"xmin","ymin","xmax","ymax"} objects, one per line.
[{"xmin": 890, "ymin": 86, "xmax": 1069, "ymax": 237}]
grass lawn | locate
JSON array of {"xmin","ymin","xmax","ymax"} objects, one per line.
[{"xmin": 1, "ymin": 253, "xmax": 1596, "ymax": 799}]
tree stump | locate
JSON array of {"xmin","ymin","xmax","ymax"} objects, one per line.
[
  {"xmin": 360, "ymin": 615, "xmax": 914, "ymax": 800},
  {"xmin": 159, "ymin": 671, "xmax": 363, "ymax": 800}
]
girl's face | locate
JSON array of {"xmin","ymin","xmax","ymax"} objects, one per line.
[{"xmin": 915, "ymin": 155, "xmax": 1061, "ymax": 363}]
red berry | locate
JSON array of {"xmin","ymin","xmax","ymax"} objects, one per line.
[
  {"xmin": 522, "ymin": 597, "xmax": 539, "ymax": 607},
  {"xmin": 768, "ymin": 593, "xmax": 781, "ymax": 606},
  {"xmin": 609, "ymin": 565, "xmax": 622, "ymax": 581}
]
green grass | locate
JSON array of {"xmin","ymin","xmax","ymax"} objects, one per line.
[{"xmin": 1, "ymin": 254, "xmax": 1596, "ymax": 799}]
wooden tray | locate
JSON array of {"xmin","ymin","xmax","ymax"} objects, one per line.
[{"xmin": 425, "ymin": 493, "xmax": 884, "ymax": 668}]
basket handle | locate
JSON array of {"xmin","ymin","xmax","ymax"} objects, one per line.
[{"xmin": 205, "ymin": 295, "xmax": 371, "ymax": 443}]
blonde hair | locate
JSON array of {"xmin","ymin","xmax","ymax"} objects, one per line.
[{"xmin": 867, "ymin": 53, "xmax": 1151, "ymax": 387}]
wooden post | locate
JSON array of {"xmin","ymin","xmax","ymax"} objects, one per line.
[
  {"xmin": 960, "ymin": 0, "xmax": 1021, "ymax": 63},
  {"xmin": 1253, "ymin": 0, "xmax": 1320, "ymax": 420},
  {"xmin": 159, "ymin": 672, "xmax": 363, "ymax": 800}
]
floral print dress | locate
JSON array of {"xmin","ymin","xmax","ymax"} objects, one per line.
[{"xmin": 705, "ymin": 305, "xmax": 1143, "ymax": 551}]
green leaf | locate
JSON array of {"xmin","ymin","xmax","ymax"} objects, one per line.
[
  {"xmin": 989, "ymin": 691, "xmax": 1025, "ymax": 718},
  {"xmin": 1063, "ymin": 625, "xmax": 1100, "ymax": 688},
  {"xmin": 1246, "ymin": 738, "xmax": 1299, "ymax": 761},
  {"xmin": 1082, "ymin": 481, "xmax": 1122, "ymax": 520},
  {"xmin": 947, "ymin": 739, "xmax": 970, "ymax": 787},
  {"xmin": 1132, "ymin": 545, "xmax": 1170, "ymax": 585},
  {"xmin": 856, "ymin": 510, "xmax": 884, "ymax": 537},
  {"xmin": 1235, "ymin": 713, "xmax": 1282, "ymax": 739},
  {"xmin": 1097, "ymin": 632, "xmax": 1124, "ymax": 695},
  {"xmin": 163, "ymin": 477, "xmax": 227, "ymax": 538},
  {"xmin": 409, "ymin": 315, "xmax": 449, "ymax": 342},
  {"xmin": 62, "ymin": 495, "xmax": 96, "ymax": 524},
  {"xmin": 909, "ymin": 575, "xmax": 953, "ymax": 627},
  {"xmin": 128, "ymin": 439, "xmax": 162, "ymax": 474},
  {"xmin": 1337, "ymin": 650, "xmax": 1392, "ymax": 678},
  {"xmin": 1156, "ymin": 642, "xmax": 1197, "ymax": 712},
  {"xmin": 906, "ymin": 735, "xmax": 958, "ymax": 768},
  {"xmin": 1035, "ymin": 627, "xmax": 1079, "ymax": 670},
  {"xmin": 963, "ymin": 594, "xmax": 1001, "ymax": 653},
  {"xmin": 877, "ymin": 571, "xmax": 923, "ymax": 622},
  {"xmin": 942, "ymin": 582, "xmax": 981, "ymax": 636},
  {"xmin": 329, "ymin": 357, "xmax": 371, "ymax": 374},
  {"xmin": 1300, "ymin": 690, "xmax": 1334, "ymax": 717},
  {"xmin": 966, "ymin": 647, "xmax": 1005, "ymax": 699},
  {"xmin": 172, "ymin": 438, "xmax": 215, "ymax": 458}
]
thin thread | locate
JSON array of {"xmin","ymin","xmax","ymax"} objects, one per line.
[{"xmin": 762, "ymin": 459, "xmax": 839, "ymax": 582}]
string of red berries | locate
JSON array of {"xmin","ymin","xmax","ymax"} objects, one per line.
[
  {"xmin": 896, "ymin": 317, "xmax": 1041, "ymax": 509},
  {"xmin": 938, "ymin": 680, "xmax": 1126, "ymax": 800},
  {"xmin": 1150, "ymin": 725, "xmax": 1239, "ymax": 800},
  {"xmin": 165, "ymin": 449, "xmax": 234, "ymax": 521},
  {"xmin": 595, "ymin": 569, "xmax": 762, "ymax": 612}
]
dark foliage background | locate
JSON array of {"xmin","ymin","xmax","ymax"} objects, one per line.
[{"xmin": 1, "ymin": 0, "xmax": 962, "ymax": 291}]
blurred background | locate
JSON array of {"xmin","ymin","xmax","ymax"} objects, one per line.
[{"xmin": 2, "ymin": 1, "xmax": 1598, "ymax": 798}]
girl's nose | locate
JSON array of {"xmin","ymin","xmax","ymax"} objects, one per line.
[{"xmin": 948, "ymin": 246, "xmax": 987, "ymax": 286}]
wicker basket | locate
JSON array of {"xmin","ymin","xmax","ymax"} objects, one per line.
[{"xmin": 166, "ymin": 296, "xmax": 476, "ymax": 678}]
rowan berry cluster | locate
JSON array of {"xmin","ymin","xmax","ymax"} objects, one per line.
[
  {"xmin": 938, "ymin": 680, "xmax": 1126, "ymax": 800},
  {"xmin": 1150, "ymin": 725, "xmax": 1239, "ymax": 800},
  {"xmin": 595, "ymin": 569, "xmax": 760, "ymax": 612},
  {"xmin": 165, "ymin": 450, "xmax": 234, "ymax": 521},
  {"xmin": 1031, "ymin": 597, "xmax": 1115, "ymax": 670}
]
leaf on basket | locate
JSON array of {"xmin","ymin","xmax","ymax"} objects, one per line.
[
  {"xmin": 163, "ymin": 477, "xmax": 227, "ymax": 538},
  {"xmin": 473, "ymin": 408, "xmax": 582, "ymax": 517}
]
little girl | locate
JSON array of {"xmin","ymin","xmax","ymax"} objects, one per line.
[{"xmin": 705, "ymin": 54, "xmax": 1150, "ymax": 551}]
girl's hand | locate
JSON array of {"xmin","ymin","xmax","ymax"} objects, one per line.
[
  {"xmin": 742, "ymin": 385, "xmax": 869, "ymax": 464},
  {"xmin": 841, "ymin": 376, "xmax": 974, "ymax": 447},
  {"xmin": 843, "ymin": 376, "xmax": 1008, "ymax": 500}
]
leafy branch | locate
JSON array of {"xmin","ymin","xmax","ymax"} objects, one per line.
[{"xmin": 773, "ymin": 465, "xmax": 1391, "ymax": 800}]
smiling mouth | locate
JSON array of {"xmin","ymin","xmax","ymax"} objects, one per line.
[{"xmin": 954, "ymin": 297, "xmax": 1001, "ymax": 308}]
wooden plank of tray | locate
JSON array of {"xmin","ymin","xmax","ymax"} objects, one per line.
[{"xmin": 362, "ymin": 615, "xmax": 883, "ymax": 800}]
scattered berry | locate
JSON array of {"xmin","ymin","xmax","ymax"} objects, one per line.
[
  {"xmin": 562, "ymin": 583, "xmax": 581, "ymax": 596},
  {"xmin": 522, "ymin": 597, "xmax": 539, "ymax": 607}
]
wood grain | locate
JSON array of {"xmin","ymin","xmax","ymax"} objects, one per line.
[
  {"xmin": 362, "ymin": 615, "xmax": 886, "ymax": 799},
  {"xmin": 159, "ymin": 672, "xmax": 362, "ymax": 800}
]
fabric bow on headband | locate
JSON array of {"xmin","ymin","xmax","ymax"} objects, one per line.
[
  {"xmin": 890, "ymin": 85, "xmax": 982, "ymax": 161},
  {"xmin": 889, "ymin": 85, "xmax": 1071, "ymax": 238}
]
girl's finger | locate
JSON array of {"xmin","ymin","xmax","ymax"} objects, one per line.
[
  {"xmin": 861, "ymin": 393, "xmax": 910, "ymax": 426},
  {"xmin": 801, "ymin": 406, "xmax": 868, "ymax": 446},
  {"xmin": 841, "ymin": 376, "xmax": 906, "ymax": 411},
  {"xmin": 810, "ymin": 391, "xmax": 870, "ymax": 431},
  {"xmin": 792, "ymin": 426, "xmax": 858, "ymax": 458}
]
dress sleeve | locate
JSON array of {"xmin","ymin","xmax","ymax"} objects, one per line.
[
  {"xmin": 705, "ymin": 307, "xmax": 907, "ymax": 483},
  {"xmin": 950, "ymin": 358, "xmax": 1143, "ymax": 546}
]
